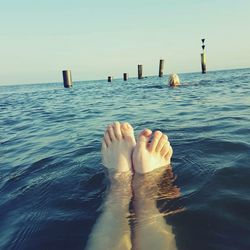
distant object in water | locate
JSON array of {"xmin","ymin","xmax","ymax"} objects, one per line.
[
  {"xmin": 159, "ymin": 59, "xmax": 164, "ymax": 77},
  {"xmin": 123, "ymin": 73, "xmax": 128, "ymax": 81},
  {"xmin": 138, "ymin": 64, "xmax": 143, "ymax": 79},
  {"xmin": 169, "ymin": 74, "xmax": 180, "ymax": 87},
  {"xmin": 108, "ymin": 76, "xmax": 112, "ymax": 82},
  {"xmin": 201, "ymin": 38, "xmax": 207, "ymax": 74},
  {"xmin": 201, "ymin": 53, "xmax": 206, "ymax": 74},
  {"xmin": 62, "ymin": 70, "xmax": 73, "ymax": 88}
]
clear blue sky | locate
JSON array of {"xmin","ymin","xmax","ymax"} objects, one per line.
[{"xmin": 1, "ymin": 0, "xmax": 250, "ymax": 85}]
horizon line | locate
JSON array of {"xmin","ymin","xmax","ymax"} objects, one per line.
[{"xmin": 0, "ymin": 66, "xmax": 249, "ymax": 87}]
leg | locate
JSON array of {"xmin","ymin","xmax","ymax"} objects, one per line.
[
  {"xmin": 86, "ymin": 122, "xmax": 136, "ymax": 250},
  {"xmin": 132, "ymin": 129, "xmax": 177, "ymax": 250}
]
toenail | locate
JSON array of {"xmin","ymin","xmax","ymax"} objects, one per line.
[
  {"xmin": 142, "ymin": 129, "xmax": 152, "ymax": 136},
  {"xmin": 154, "ymin": 131, "xmax": 162, "ymax": 137},
  {"xmin": 124, "ymin": 123, "xmax": 129, "ymax": 129}
]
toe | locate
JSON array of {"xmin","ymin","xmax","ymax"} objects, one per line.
[
  {"xmin": 148, "ymin": 130, "xmax": 162, "ymax": 152},
  {"xmin": 104, "ymin": 130, "xmax": 112, "ymax": 146},
  {"xmin": 155, "ymin": 134, "xmax": 168, "ymax": 152},
  {"xmin": 107, "ymin": 124, "xmax": 116, "ymax": 141},
  {"xmin": 113, "ymin": 121, "xmax": 122, "ymax": 140},
  {"xmin": 160, "ymin": 141, "xmax": 170, "ymax": 156},
  {"xmin": 121, "ymin": 122, "xmax": 135, "ymax": 141},
  {"xmin": 164, "ymin": 145, "xmax": 173, "ymax": 160},
  {"xmin": 137, "ymin": 128, "xmax": 152, "ymax": 148}
]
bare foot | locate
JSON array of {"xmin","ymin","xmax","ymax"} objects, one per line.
[
  {"xmin": 132, "ymin": 129, "xmax": 173, "ymax": 174},
  {"xmin": 101, "ymin": 121, "xmax": 136, "ymax": 174}
]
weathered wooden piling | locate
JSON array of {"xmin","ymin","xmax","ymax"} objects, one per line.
[
  {"xmin": 201, "ymin": 38, "xmax": 206, "ymax": 74},
  {"xmin": 138, "ymin": 65, "xmax": 143, "ymax": 79},
  {"xmin": 108, "ymin": 76, "xmax": 112, "ymax": 82},
  {"xmin": 201, "ymin": 53, "xmax": 206, "ymax": 74},
  {"xmin": 123, "ymin": 73, "xmax": 128, "ymax": 81},
  {"xmin": 62, "ymin": 70, "xmax": 72, "ymax": 88},
  {"xmin": 159, "ymin": 59, "xmax": 164, "ymax": 77}
]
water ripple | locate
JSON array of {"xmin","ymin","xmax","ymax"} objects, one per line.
[{"xmin": 0, "ymin": 69, "xmax": 250, "ymax": 250}]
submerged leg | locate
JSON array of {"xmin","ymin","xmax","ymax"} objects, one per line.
[
  {"xmin": 86, "ymin": 122, "xmax": 136, "ymax": 250},
  {"xmin": 132, "ymin": 129, "xmax": 177, "ymax": 250}
]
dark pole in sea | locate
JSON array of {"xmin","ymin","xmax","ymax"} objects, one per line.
[
  {"xmin": 138, "ymin": 64, "xmax": 143, "ymax": 79},
  {"xmin": 62, "ymin": 70, "xmax": 73, "ymax": 88},
  {"xmin": 159, "ymin": 59, "xmax": 164, "ymax": 77},
  {"xmin": 123, "ymin": 73, "xmax": 128, "ymax": 81},
  {"xmin": 201, "ymin": 39, "xmax": 206, "ymax": 74}
]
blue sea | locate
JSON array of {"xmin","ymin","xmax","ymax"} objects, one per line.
[{"xmin": 1, "ymin": 68, "xmax": 250, "ymax": 250}]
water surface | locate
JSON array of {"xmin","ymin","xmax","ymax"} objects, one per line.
[{"xmin": 1, "ymin": 68, "xmax": 250, "ymax": 250}]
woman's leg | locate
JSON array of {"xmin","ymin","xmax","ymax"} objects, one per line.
[
  {"xmin": 132, "ymin": 129, "xmax": 177, "ymax": 250},
  {"xmin": 86, "ymin": 122, "xmax": 136, "ymax": 250}
]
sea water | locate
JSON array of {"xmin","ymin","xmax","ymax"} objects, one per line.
[{"xmin": 0, "ymin": 68, "xmax": 250, "ymax": 250}]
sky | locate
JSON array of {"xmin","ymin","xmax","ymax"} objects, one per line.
[{"xmin": 0, "ymin": 0, "xmax": 250, "ymax": 85}]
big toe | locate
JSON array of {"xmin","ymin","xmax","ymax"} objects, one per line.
[
  {"xmin": 137, "ymin": 128, "xmax": 152, "ymax": 148},
  {"xmin": 121, "ymin": 122, "xmax": 136, "ymax": 142}
]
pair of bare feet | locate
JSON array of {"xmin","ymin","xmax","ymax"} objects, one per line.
[
  {"xmin": 101, "ymin": 121, "xmax": 173, "ymax": 174},
  {"xmin": 86, "ymin": 122, "xmax": 176, "ymax": 250}
]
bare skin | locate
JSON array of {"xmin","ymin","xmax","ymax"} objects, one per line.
[
  {"xmin": 86, "ymin": 121, "xmax": 136, "ymax": 250},
  {"xmin": 133, "ymin": 129, "xmax": 173, "ymax": 174},
  {"xmin": 132, "ymin": 129, "xmax": 177, "ymax": 250},
  {"xmin": 102, "ymin": 121, "xmax": 136, "ymax": 173},
  {"xmin": 87, "ymin": 124, "xmax": 177, "ymax": 250}
]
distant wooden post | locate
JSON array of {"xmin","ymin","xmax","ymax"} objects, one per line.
[
  {"xmin": 123, "ymin": 73, "xmax": 128, "ymax": 81},
  {"xmin": 201, "ymin": 53, "xmax": 206, "ymax": 74},
  {"xmin": 108, "ymin": 76, "xmax": 112, "ymax": 82},
  {"xmin": 159, "ymin": 59, "xmax": 164, "ymax": 77},
  {"xmin": 62, "ymin": 70, "xmax": 72, "ymax": 88},
  {"xmin": 138, "ymin": 64, "xmax": 143, "ymax": 79},
  {"xmin": 201, "ymin": 39, "xmax": 206, "ymax": 74}
]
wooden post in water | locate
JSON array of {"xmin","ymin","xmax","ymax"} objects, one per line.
[
  {"xmin": 138, "ymin": 64, "xmax": 143, "ymax": 79},
  {"xmin": 123, "ymin": 73, "xmax": 128, "ymax": 81},
  {"xmin": 201, "ymin": 53, "xmax": 206, "ymax": 74},
  {"xmin": 62, "ymin": 70, "xmax": 72, "ymax": 88},
  {"xmin": 159, "ymin": 59, "xmax": 164, "ymax": 77},
  {"xmin": 108, "ymin": 76, "xmax": 112, "ymax": 82},
  {"xmin": 201, "ymin": 39, "xmax": 206, "ymax": 74}
]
